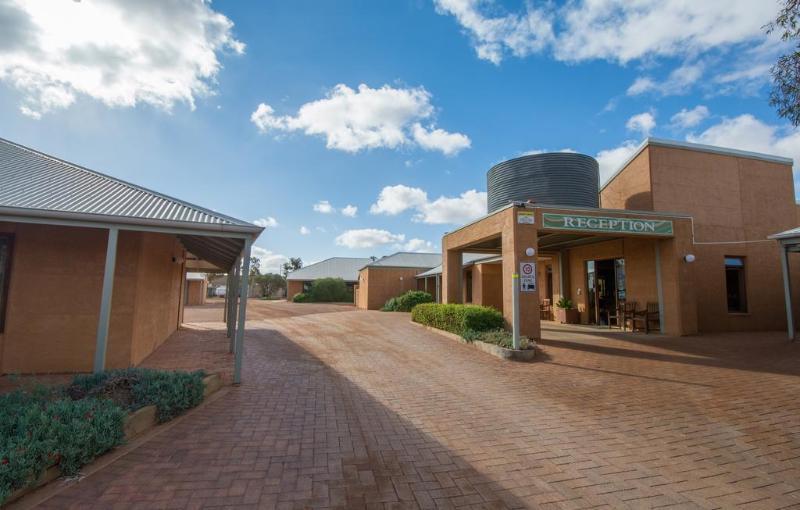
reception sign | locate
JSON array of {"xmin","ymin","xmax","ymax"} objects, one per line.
[{"xmin": 542, "ymin": 213, "xmax": 673, "ymax": 236}]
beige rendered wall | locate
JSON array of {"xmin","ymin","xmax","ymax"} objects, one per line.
[
  {"xmin": 648, "ymin": 145, "xmax": 796, "ymax": 332},
  {"xmin": 0, "ymin": 223, "xmax": 184, "ymax": 374},
  {"xmin": 357, "ymin": 267, "xmax": 425, "ymax": 310},
  {"xmin": 129, "ymin": 233, "xmax": 184, "ymax": 365}
]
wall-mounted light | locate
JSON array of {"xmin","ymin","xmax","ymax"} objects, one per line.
[
  {"xmin": 172, "ymin": 256, "xmax": 185, "ymax": 264},
  {"xmin": 525, "ymin": 247, "xmax": 535, "ymax": 257},
  {"xmin": 684, "ymin": 254, "xmax": 696, "ymax": 263}
]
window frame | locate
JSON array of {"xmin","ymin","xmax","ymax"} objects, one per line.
[
  {"xmin": 0, "ymin": 234, "xmax": 14, "ymax": 333},
  {"xmin": 724, "ymin": 255, "xmax": 748, "ymax": 314}
]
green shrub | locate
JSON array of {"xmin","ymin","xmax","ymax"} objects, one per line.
[
  {"xmin": 0, "ymin": 390, "xmax": 125, "ymax": 503},
  {"xmin": 462, "ymin": 329, "xmax": 532, "ymax": 350},
  {"xmin": 383, "ymin": 290, "xmax": 434, "ymax": 312},
  {"xmin": 70, "ymin": 368, "xmax": 205, "ymax": 423},
  {"xmin": 555, "ymin": 297, "xmax": 574, "ymax": 309},
  {"xmin": 292, "ymin": 292, "xmax": 309, "ymax": 303},
  {"xmin": 411, "ymin": 303, "xmax": 504, "ymax": 336},
  {"xmin": 381, "ymin": 297, "xmax": 398, "ymax": 311},
  {"xmin": 308, "ymin": 277, "xmax": 351, "ymax": 302}
]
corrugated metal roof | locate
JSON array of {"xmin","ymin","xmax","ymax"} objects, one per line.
[
  {"xmin": 286, "ymin": 257, "xmax": 372, "ymax": 282},
  {"xmin": 365, "ymin": 252, "xmax": 441, "ymax": 269},
  {"xmin": 770, "ymin": 227, "xmax": 800, "ymax": 240},
  {"xmin": 0, "ymin": 137, "xmax": 255, "ymax": 227},
  {"xmin": 416, "ymin": 253, "xmax": 498, "ymax": 278}
]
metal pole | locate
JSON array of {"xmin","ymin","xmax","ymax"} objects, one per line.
[
  {"xmin": 233, "ymin": 239, "xmax": 253, "ymax": 385},
  {"xmin": 779, "ymin": 244, "xmax": 795, "ymax": 340},
  {"xmin": 436, "ymin": 274, "xmax": 441, "ymax": 303},
  {"xmin": 654, "ymin": 242, "xmax": 665, "ymax": 334},
  {"xmin": 558, "ymin": 251, "xmax": 565, "ymax": 300},
  {"xmin": 228, "ymin": 258, "xmax": 240, "ymax": 353},
  {"xmin": 93, "ymin": 228, "xmax": 119, "ymax": 373},
  {"xmin": 223, "ymin": 271, "xmax": 231, "ymax": 327},
  {"xmin": 512, "ymin": 273, "xmax": 520, "ymax": 350}
]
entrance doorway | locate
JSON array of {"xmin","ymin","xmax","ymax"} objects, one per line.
[{"xmin": 586, "ymin": 258, "xmax": 626, "ymax": 325}]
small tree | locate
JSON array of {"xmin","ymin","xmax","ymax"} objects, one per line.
[
  {"xmin": 767, "ymin": 0, "xmax": 800, "ymax": 125},
  {"xmin": 249, "ymin": 256, "xmax": 261, "ymax": 277},
  {"xmin": 309, "ymin": 278, "xmax": 350, "ymax": 302},
  {"xmin": 255, "ymin": 273, "xmax": 286, "ymax": 297},
  {"xmin": 281, "ymin": 257, "xmax": 303, "ymax": 278}
]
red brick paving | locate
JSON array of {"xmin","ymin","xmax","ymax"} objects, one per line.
[{"xmin": 34, "ymin": 301, "xmax": 800, "ymax": 509}]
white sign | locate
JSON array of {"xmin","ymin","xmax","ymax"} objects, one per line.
[
  {"xmin": 520, "ymin": 262, "xmax": 536, "ymax": 292},
  {"xmin": 517, "ymin": 211, "xmax": 535, "ymax": 224}
]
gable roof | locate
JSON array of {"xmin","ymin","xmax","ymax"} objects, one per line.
[
  {"xmin": 0, "ymin": 137, "xmax": 259, "ymax": 230},
  {"xmin": 416, "ymin": 253, "xmax": 499, "ymax": 278},
  {"xmin": 286, "ymin": 257, "xmax": 372, "ymax": 282},
  {"xmin": 0, "ymin": 137, "xmax": 263, "ymax": 271},
  {"xmin": 365, "ymin": 252, "xmax": 442, "ymax": 269}
]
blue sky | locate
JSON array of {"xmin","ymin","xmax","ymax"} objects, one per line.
[{"xmin": 0, "ymin": 0, "xmax": 795, "ymax": 271}]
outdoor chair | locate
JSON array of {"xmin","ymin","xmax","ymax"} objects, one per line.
[
  {"xmin": 540, "ymin": 298, "xmax": 553, "ymax": 321},
  {"xmin": 632, "ymin": 302, "xmax": 660, "ymax": 333},
  {"xmin": 608, "ymin": 300, "xmax": 637, "ymax": 330}
]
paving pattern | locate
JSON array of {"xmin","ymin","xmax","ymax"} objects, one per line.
[{"xmin": 37, "ymin": 301, "xmax": 800, "ymax": 509}]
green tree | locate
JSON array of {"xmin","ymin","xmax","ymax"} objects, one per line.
[
  {"xmin": 249, "ymin": 256, "xmax": 261, "ymax": 277},
  {"xmin": 255, "ymin": 273, "xmax": 286, "ymax": 297},
  {"xmin": 281, "ymin": 257, "xmax": 302, "ymax": 278},
  {"xmin": 767, "ymin": 0, "xmax": 800, "ymax": 125}
]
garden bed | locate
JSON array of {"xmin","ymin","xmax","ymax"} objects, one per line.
[
  {"xmin": 412, "ymin": 322, "xmax": 537, "ymax": 362},
  {"xmin": 1, "ymin": 370, "xmax": 222, "ymax": 506}
]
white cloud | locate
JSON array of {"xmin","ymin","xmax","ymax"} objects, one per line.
[
  {"xmin": 411, "ymin": 123, "xmax": 471, "ymax": 156},
  {"xmin": 313, "ymin": 200, "xmax": 335, "ymax": 214},
  {"xmin": 0, "ymin": 0, "xmax": 244, "ymax": 118},
  {"xmin": 370, "ymin": 184, "xmax": 486, "ymax": 224},
  {"xmin": 299, "ymin": 226, "xmax": 311, "ymax": 235},
  {"xmin": 401, "ymin": 238, "xmax": 437, "ymax": 253},
  {"xmin": 251, "ymin": 83, "xmax": 470, "ymax": 155},
  {"xmin": 341, "ymin": 204, "xmax": 358, "ymax": 217},
  {"xmin": 521, "ymin": 148, "xmax": 577, "ymax": 156},
  {"xmin": 627, "ymin": 62, "xmax": 705, "ymax": 97},
  {"xmin": 596, "ymin": 140, "xmax": 641, "ymax": 185},
  {"xmin": 251, "ymin": 246, "xmax": 288, "ymax": 274},
  {"xmin": 335, "ymin": 229, "xmax": 405, "ymax": 249},
  {"xmin": 433, "ymin": 0, "xmax": 554, "ymax": 65},
  {"xmin": 626, "ymin": 112, "xmax": 656, "ymax": 136},
  {"xmin": 370, "ymin": 184, "xmax": 428, "ymax": 215},
  {"xmin": 436, "ymin": 1, "xmax": 775, "ymax": 65},
  {"xmin": 687, "ymin": 114, "xmax": 800, "ymax": 166},
  {"xmin": 253, "ymin": 217, "xmax": 278, "ymax": 229},
  {"xmin": 670, "ymin": 106, "xmax": 710, "ymax": 129}
]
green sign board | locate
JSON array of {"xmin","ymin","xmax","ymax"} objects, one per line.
[{"xmin": 542, "ymin": 213, "xmax": 673, "ymax": 236}]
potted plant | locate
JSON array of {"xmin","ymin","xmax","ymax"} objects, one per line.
[{"xmin": 555, "ymin": 297, "xmax": 580, "ymax": 324}]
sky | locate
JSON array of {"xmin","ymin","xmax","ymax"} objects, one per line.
[{"xmin": 0, "ymin": 0, "xmax": 796, "ymax": 272}]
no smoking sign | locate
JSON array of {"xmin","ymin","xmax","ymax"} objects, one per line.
[{"xmin": 519, "ymin": 262, "xmax": 536, "ymax": 292}]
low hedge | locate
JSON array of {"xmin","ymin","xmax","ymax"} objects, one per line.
[
  {"xmin": 411, "ymin": 303, "xmax": 504, "ymax": 336},
  {"xmin": 1, "ymin": 368, "xmax": 207, "ymax": 504},
  {"xmin": 292, "ymin": 292, "xmax": 309, "ymax": 303},
  {"xmin": 382, "ymin": 290, "xmax": 434, "ymax": 312},
  {"xmin": 0, "ymin": 388, "xmax": 126, "ymax": 504},
  {"xmin": 70, "ymin": 368, "xmax": 206, "ymax": 423},
  {"xmin": 462, "ymin": 329, "xmax": 533, "ymax": 350}
]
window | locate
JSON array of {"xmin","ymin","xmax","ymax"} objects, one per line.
[
  {"xmin": 725, "ymin": 256, "xmax": 747, "ymax": 313},
  {"xmin": 0, "ymin": 235, "xmax": 12, "ymax": 333}
]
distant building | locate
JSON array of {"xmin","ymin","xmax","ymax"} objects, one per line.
[
  {"xmin": 355, "ymin": 252, "xmax": 441, "ymax": 310},
  {"xmin": 286, "ymin": 257, "xmax": 371, "ymax": 300},
  {"xmin": 185, "ymin": 272, "xmax": 207, "ymax": 306}
]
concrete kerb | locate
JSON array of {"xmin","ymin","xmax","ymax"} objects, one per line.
[
  {"xmin": 410, "ymin": 321, "xmax": 537, "ymax": 362},
  {"xmin": 5, "ymin": 373, "xmax": 225, "ymax": 509}
]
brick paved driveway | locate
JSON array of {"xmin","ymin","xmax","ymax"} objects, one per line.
[{"xmin": 39, "ymin": 301, "xmax": 800, "ymax": 509}]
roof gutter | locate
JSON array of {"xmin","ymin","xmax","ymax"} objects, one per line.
[{"xmin": 0, "ymin": 206, "xmax": 264, "ymax": 239}]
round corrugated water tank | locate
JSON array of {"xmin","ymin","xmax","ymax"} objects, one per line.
[{"xmin": 486, "ymin": 153, "xmax": 599, "ymax": 213}]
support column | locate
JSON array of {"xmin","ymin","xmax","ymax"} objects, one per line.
[
  {"xmin": 93, "ymin": 228, "xmax": 119, "ymax": 373},
  {"xmin": 655, "ymin": 241, "xmax": 665, "ymax": 334},
  {"xmin": 223, "ymin": 271, "xmax": 231, "ymax": 325},
  {"xmin": 228, "ymin": 258, "xmax": 240, "ymax": 352},
  {"xmin": 780, "ymin": 243, "xmax": 795, "ymax": 340},
  {"xmin": 435, "ymin": 275, "xmax": 440, "ymax": 303},
  {"xmin": 233, "ymin": 239, "xmax": 253, "ymax": 385},
  {"xmin": 442, "ymin": 249, "xmax": 462, "ymax": 303},
  {"xmin": 501, "ymin": 207, "xmax": 539, "ymax": 340}
]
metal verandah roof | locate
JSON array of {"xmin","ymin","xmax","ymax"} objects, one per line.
[{"xmin": 0, "ymin": 137, "xmax": 262, "ymax": 269}]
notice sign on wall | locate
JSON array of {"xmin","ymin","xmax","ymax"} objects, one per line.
[
  {"xmin": 542, "ymin": 213, "xmax": 673, "ymax": 236},
  {"xmin": 519, "ymin": 262, "xmax": 536, "ymax": 292},
  {"xmin": 517, "ymin": 211, "xmax": 535, "ymax": 224}
]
